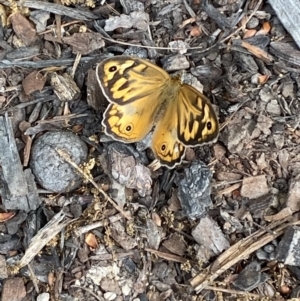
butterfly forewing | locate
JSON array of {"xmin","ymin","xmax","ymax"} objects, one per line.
[
  {"xmin": 177, "ymin": 84, "xmax": 219, "ymax": 146},
  {"xmin": 96, "ymin": 56, "xmax": 170, "ymax": 105},
  {"xmin": 97, "ymin": 56, "xmax": 172, "ymax": 143}
]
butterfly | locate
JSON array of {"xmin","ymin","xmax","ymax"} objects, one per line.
[{"xmin": 96, "ymin": 56, "xmax": 219, "ymax": 168}]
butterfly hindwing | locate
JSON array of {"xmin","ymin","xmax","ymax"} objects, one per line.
[
  {"xmin": 103, "ymin": 99, "xmax": 156, "ymax": 143},
  {"xmin": 177, "ymin": 84, "xmax": 219, "ymax": 146},
  {"xmin": 151, "ymin": 88, "xmax": 186, "ymax": 168}
]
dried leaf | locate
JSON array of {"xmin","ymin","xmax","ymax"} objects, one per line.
[
  {"xmin": 22, "ymin": 71, "xmax": 46, "ymax": 96},
  {"xmin": 0, "ymin": 212, "xmax": 16, "ymax": 222}
]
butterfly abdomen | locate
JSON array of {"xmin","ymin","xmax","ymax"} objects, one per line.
[{"xmin": 152, "ymin": 79, "xmax": 182, "ymax": 123}]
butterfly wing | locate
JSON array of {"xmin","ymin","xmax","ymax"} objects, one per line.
[
  {"xmin": 96, "ymin": 56, "xmax": 171, "ymax": 142},
  {"xmin": 96, "ymin": 56, "xmax": 170, "ymax": 105},
  {"xmin": 151, "ymin": 92, "xmax": 186, "ymax": 168},
  {"xmin": 177, "ymin": 84, "xmax": 219, "ymax": 146},
  {"xmin": 151, "ymin": 83, "xmax": 219, "ymax": 168}
]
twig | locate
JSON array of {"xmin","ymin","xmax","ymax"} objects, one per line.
[
  {"xmin": 190, "ymin": 217, "xmax": 300, "ymax": 292},
  {"xmin": 55, "ymin": 148, "xmax": 132, "ymax": 221},
  {"xmin": 27, "ymin": 263, "xmax": 40, "ymax": 293},
  {"xmin": 15, "ymin": 210, "xmax": 73, "ymax": 270},
  {"xmin": 204, "ymin": 285, "xmax": 263, "ymax": 299},
  {"xmin": 144, "ymin": 248, "xmax": 189, "ymax": 264}
]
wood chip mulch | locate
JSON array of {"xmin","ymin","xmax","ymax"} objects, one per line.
[{"xmin": 1, "ymin": 1, "xmax": 300, "ymax": 301}]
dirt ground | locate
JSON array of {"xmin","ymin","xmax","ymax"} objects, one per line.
[{"xmin": 1, "ymin": 0, "xmax": 300, "ymax": 300}]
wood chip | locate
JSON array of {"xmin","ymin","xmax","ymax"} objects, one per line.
[
  {"xmin": 240, "ymin": 175, "xmax": 269, "ymax": 199},
  {"xmin": 276, "ymin": 226, "xmax": 300, "ymax": 266},
  {"xmin": 10, "ymin": 13, "xmax": 37, "ymax": 46},
  {"xmin": 0, "ymin": 114, "xmax": 40, "ymax": 211},
  {"xmin": 192, "ymin": 216, "xmax": 230, "ymax": 256},
  {"xmin": 63, "ymin": 32, "xmax": 105, "ymax": 55},
  {"xmin": 110, "ymin": 221, "xmax": 137, "ymax": 251},
  {"xmin": 269, "ymin": 0, "xmax": 300, "ymax": 48},
  {"xmin": 162, "ymin": 233, "xmax": 186, "ymax": 256},
  {"xmin": 22, "ymin": 71, "xmax": 46, "ymax": 95},
  {"xmin": 50, "ymin": 72, "xmax": 80, "ymax": 102}
]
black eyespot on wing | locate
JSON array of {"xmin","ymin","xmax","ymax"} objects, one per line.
[
  {"xmin": 125, "ymin": 125, "xmax": 132, "ymax": 132},
  {"xmin": 109, "ymin": 66, "xmax": 117, "ymax": 72},
  {"xmin": 161, "ymin": 144, "xmax": 166, "ymax": 151},
  {"xmin": 207, "ymin": 121, "xmax": 212, "ymax": 130}
]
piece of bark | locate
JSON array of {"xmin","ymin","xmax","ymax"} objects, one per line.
[
  {"xmin": 192, "ymin": 216, "xmax": 230, "ymax": 256},
  {"xmin": 86, "ymin": 68, "xmax": 105, "ymax": 110},
  {"xmin": 63, "ymin": 32, "xmax": 105, "ymax": 55},
  {"xmin": 232, "ymin": 261, "xmax": 269, "ymax": 291},
  {"xmin": 0, "ymin": 255, "xmax": 8, "ymax": 280},
  {"xmin": 0, "ymin": 114, "xmax": 41, "ymax": 211},
  {"xmin": 268, "ymin": 0, "xmax": 300, "ymax": 49},
  {"xmin": 240, "ymin": 175, "xmax": 269, "ymax": 199},
  {"xmin": 162, "ymin": 54, "xmax": 190, "ymax": 71},
  {"xmin": 107, "ymin": 143, "xmax": 152, "ymax": 198},
  {"xmin": 270, "ymin": 42, "xmax": 300, "ymax": 67},
  {"xmin": 50, "ymin": 72, "xmax": 80, "ymax": 102},
  {"xmin": 23, "ymin": 0, "xmax": 98, "ymax": 20},
  {"xmin": 6, "ymin": 211, "xmax": 28, "ymax": 235},
  {"xmin": 177, "ymin": 162, "xmax": 213, "ymax": 219},
  {"xmin": 109, "ymin": 221, "xmax": 137, "ymax": 251},
  {"xmin": 22, "ymin": 70, "xmax": 46, "ymax": 95},
  {"xmin": 10, "ymin": 13, "xmax": 37, "ymax": 46},
  {"xmin": 145, "ymin": 219, "xmax": 163, "ymax": 250},
  {"xmin": 17, "ymin": 210, "xmax": 73, "ymax": 269},
  {"xmin": 162, "ymin": 233, "xmax": 186, "ymax": 256},
  {"xmin": 220, "ymin": 118, "xmax": 256, "ymax": 154},
  {"xmin": 0, "ymin": 114, "xmax": 27, "ymax": 195},
  {"xmin": 104, "ymin": 11, "xmax": 149, "ymax": 31},
  {"xmin": 276, "ymin": 226, "xmax": 300, "ymax": 266},
  {"xmin": 29, "ymin": 10, "xmax": 50, "ymax": 33}
]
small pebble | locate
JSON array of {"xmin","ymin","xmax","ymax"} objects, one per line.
[
  {"xmin": 256, "ymin": 249, "xmax": 268, "ymax": 260},
  {"xmin": 263, "ymin": 244, "xmax": 275, "ymax": 253},
  {"xmin": 280, "ymin": 285, "xmax": 291, "ymax": 295},
  {"xmin": 269, "ymin": 252, "xmax": 276, "ymax": 261},
  {"xmin": 246, "ymin": 17, "xmax": 259, "ymax": 29}
]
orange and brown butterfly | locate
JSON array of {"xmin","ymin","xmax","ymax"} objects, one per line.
[{"xmin": 96, "ymin": 56, "xmax": 219, "ymax": 168}]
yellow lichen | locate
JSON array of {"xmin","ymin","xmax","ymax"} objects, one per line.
[{"xmin": 60, "ymin": 0, "xmax": 95, "ymax": 8}]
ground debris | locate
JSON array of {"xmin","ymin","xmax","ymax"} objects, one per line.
[
  {"xmin": 1, "ymin": 0, "xmax": 300, "ymax": 300},
  {"xmin": 232, "ymin": 261, "xmax": 269, "ymax": 291},
  {"xmin": 192, "ymin": 216, "xmax": 230, "ymax": 258},
  {"xmin": 177, "ymin": 162, "xmax": 213, "ymax": 219},
  {"xmin": 276, "ymin": 226, "xmax": 300, "ymax": 266},
  {"xmin": 240, "ymin": 175, "xmax": 269, "ymax": 199}
]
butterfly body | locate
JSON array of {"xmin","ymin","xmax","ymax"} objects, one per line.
[{"xmin": 96, "ymin": 56, "xmax": 219, "ymax": 168}]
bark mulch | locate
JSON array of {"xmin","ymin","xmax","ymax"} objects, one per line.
[{"xmin": 1, "ymin": 0, "xmax": 300, "ymax": 300}]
